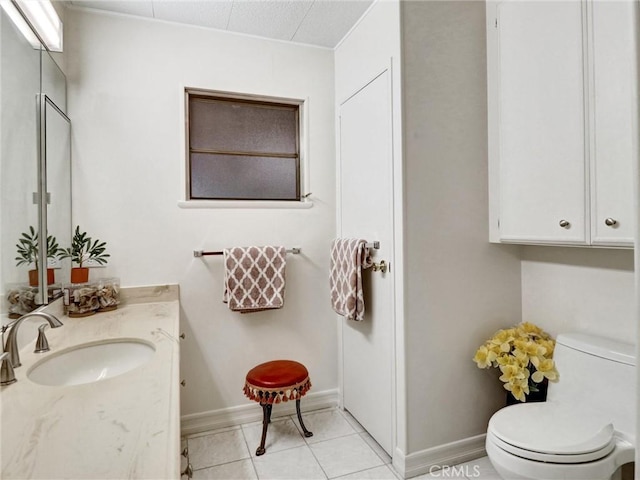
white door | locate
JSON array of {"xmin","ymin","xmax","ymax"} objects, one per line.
[
  {"xmin": 338, "ymin": 70, "xmax": 394, "ymax": 455},
  {"xmin": 497, "ymin": 1, "xmax": 587, "ymax": 244}
]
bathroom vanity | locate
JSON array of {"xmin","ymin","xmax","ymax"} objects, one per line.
[{"xmin": 0, "ymin": 285, "xmax": 181, "ymax": 479}]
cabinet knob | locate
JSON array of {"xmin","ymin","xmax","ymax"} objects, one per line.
[
  {"xmin": 181, "ymin": 380, "xmax": 186, "ymax": 387},
  {"xmin": 559, "ymin": 219, "xmax": 570, "ymax": 228},
  {"xmin": 604, "ymin": 218, "xmax": 618, "ymax": 227},
  {"xmin": 180, "ymin": 333, "xmax": 186, "ymax": 339}
]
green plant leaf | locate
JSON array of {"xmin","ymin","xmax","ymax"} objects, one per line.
[
  {"xmin": 14, "ymin": 226, "xmax": 39, "ymax": 267},
  {"xmin": 63, "ymin": 226, "xmax": 109, "ymax": 267}
]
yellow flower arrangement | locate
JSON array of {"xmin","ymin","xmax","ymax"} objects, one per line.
[{"xmin": 473, "ymin": 322, "xmax": 559, "ymax": 402}]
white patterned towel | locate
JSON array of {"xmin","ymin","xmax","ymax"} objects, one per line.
[
  {"xmin": 223, "ymin": 246, "xmax": 286, "ymax": 313},
  {"xmin": 329, "ymin": 239, "xmax": 373, "ymax": 321}
]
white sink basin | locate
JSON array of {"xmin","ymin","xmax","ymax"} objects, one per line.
[{"xmin": 27, "ymin": 339, "xmax": 155, "ymax": 386}]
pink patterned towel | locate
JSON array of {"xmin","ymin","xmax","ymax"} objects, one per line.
[
  {"xmin": 329, "ymin": 239, "xmax": 374, "ymax": 321},
  {"xmin": 223, "ymin": 246, "xmax": 286, "ymax": 313}
]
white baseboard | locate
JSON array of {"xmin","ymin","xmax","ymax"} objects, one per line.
[
  {"xmin": 180, "ymin": 388, "xmax": 339, "ymax": 436},
  {"xmin": 392, "ymin": 434, "xmax": 487, "ymax": 479}
]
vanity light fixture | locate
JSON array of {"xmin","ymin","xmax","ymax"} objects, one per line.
[
  {"xmin": 0, "ymin": 0, "xmax": 40, "ymax": 49},
  {"xmin": 14, "ymin": 0, "xmax": 62, "ymax": 51},
  {"xmin": 1, "ymin": 0, "xmax": 62, "ymax": 51}
]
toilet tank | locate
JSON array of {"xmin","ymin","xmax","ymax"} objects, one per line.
[{"xmin": 548, "ymin": 333, "xmax": 636, "ymax": 438}]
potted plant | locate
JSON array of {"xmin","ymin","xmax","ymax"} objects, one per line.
[
  {"xmin": 58, "ymin": 226, "xmax": 110, "ymax": 284},
  {"xmin": 15, "ymin": 226, "xmax": 61, "ymax": 286},
  {"xmin": 473, "ymin": 322, "xmax": 559, "ymax": 403}
]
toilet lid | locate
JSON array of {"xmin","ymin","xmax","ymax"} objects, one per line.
[
  {"xmin": 487, "ymin": 430, "xmax": 616, "ymax": 464},
  {"xmin": 488, "ymin": 402, "xmax": 615, "ymax": 456}
]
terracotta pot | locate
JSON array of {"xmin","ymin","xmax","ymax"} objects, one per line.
[
  {"xmin": 70, "ymin": 267, "xmax": 90, "ymax": 284},
  {"xmin": 28, "ymin": 269, "xmax": 55, "ymax": 287}
]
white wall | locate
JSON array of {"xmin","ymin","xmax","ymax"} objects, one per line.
[
  {"xmin": 335, "ymin": 1, "xmax": 400, "ymax": 104},
  {"xmin": 401, "ymin": 0, "xmax": 522, "ymax": 455},
  {"xmin": 64, "ymin": 8, "xmax": 337, "ymax": 421},
  {"xmin": 522, "ymin": 247, "xmax": 635, "ymax": 342}
]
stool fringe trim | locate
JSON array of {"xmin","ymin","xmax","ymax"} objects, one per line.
[{"xmin": 243, "ymin": 378, "xmax": 312, "ymax": 404}]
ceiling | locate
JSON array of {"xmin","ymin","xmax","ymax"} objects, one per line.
[{"xmin": 67, "ymin": 0, "xmax": 374, "ymax": 48}]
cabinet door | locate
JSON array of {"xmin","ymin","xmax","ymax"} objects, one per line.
[
  {"xmin": 497, "ymin": 1, "xmax": 588, "ymax": 244},
  {"xmin": 589, "ymin": 0, "xmax": 635, "ymax": 246}
]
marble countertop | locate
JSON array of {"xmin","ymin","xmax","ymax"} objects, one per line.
[{"xmin": 0, "ymin": 284, "xmax": 181, "ymax": 479}]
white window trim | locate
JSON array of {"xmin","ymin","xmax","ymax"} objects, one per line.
[
  {"xmin": 177, "ymin": 199, "xmax": 313, "ymax": 209},
  {"xmin": 179, "ymin": 86, "xmax": 313, "ymax": 209}
]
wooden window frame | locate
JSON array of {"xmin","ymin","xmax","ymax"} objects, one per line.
[{"xmin": 184, "ymin": 88, "xmax": 304, "ymax": 202}]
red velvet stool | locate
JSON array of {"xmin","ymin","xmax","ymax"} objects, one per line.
[{"xmin": 244, "ymin": 360, "xmax": 313, "ymax": 455}]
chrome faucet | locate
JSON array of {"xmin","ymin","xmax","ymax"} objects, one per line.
[
  {"xmin": 0, "ymin": 352, "xmax": 14, "ymax": 386},
  {"xmin": 2, "ymin": 312, "xmax": 63, "ymax": 368}
]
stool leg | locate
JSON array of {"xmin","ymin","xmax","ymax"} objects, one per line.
[
  {"xmin": 267, "ymin": 403, "xmax": 273, "ymax": 424},
  {"xmin": 296, "ymin": 399, "xmax": 313, "ymax": 438},
  {"xmin": 256, "ymin": 403, "xmax": 271, "ymax": 456}
]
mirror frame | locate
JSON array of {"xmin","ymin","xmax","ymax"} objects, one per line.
[{"xmin": 36, "ymin": 93, "xmax": 71, "ymax": 303}]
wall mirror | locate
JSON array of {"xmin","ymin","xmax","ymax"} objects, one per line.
[
  {"xmin": 1, "ymin": 8, "xmax": 71, "ymax": 315},
  {"xmin": 40, "ymin": 48, "xmax": 71, "ymax": 301}
]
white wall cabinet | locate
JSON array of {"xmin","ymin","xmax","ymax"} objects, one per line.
[{"xmin": 487, "ymin": 0, "xmax": 635, "ymax": 247}]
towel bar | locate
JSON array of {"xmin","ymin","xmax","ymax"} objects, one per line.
[
  {"xmin": 194, "ymin": 247, "xmax": 301, "ymax": 257},
  {"xmin": 194, "ymin": 241, "xmax": 377, "ymax": 258}
]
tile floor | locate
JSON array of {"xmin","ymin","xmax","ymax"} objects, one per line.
[{"xmin": 182, "ymin": 407, "xmax": 501, "ymax": 480}]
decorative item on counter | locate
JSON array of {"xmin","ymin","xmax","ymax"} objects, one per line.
[
  {"xmin": 473, "ymin": 322, "xmax": 559, "ymax": 403},
  {"xmin": 15, "ymin": 226, "xmax": 61, "ymax": 286},
  {"xmin": 63, "ymin": 282, "xmax": 100, "ymax": 317},
  {"xmin": 58, "ymin": 226, "xmax": 110, "ymax": 284},
  {"xmin": 6, "ymin": 284, "xmax": 39, "ymax": 318},
  {"xmin": 96, "ymin": 277, "xmax": 120, "ymax": 312}
]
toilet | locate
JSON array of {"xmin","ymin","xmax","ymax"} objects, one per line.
[{"xmin": 486, "ymin": 332, "xmax": 635, "ymax": 480}]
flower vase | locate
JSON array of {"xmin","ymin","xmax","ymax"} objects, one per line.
[{"xmin": 506, "ymin": 378, "xmax": 549, "ymax": 406}]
